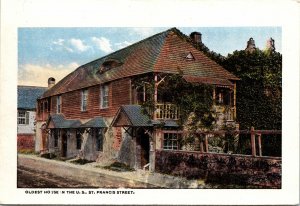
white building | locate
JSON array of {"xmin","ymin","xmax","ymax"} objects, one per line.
[{"xmin": 17, "ymin": 85, "xmax": 47, "ymax": 151}]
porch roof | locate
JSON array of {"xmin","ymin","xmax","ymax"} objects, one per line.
[
  {"xmin": 112, "ymin": 105, "xmax": 180, "ymax": 128},
  {"xmin": 183, "ymin": 75, "xmax": 234, "ymax": 87},
  {"xmin": 79, "ymin": 117, "xmax": 107, "ymax": 128},
  {"xmin": 112, "ymin": 105, "xmax": 153, "ymax": 127},
  {"xmin": 46, "ymin": 114, "xmax": 82, "ymax": 129}
]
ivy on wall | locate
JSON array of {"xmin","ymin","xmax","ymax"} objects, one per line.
[{"xmin": 159, "ymin": 74, "xmax": 215, "ymax": 130}]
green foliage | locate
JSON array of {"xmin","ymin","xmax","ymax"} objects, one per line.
[
  {"xmin": 134, "ymin": 74, "xmax": 215, "ymax": 131},
  {"xmin": 18, "ymin": 149, "xmax": 38, "ymax": 155},
  {"xmin": 159, "ymin": 74, "xmax": 215, "ymax": 130},
  {"xmin": 102, "ymin": 161, "xmax": 135, "ymax": 172},
  {"xmin": 40, "ymin": 152, "xmax": 57, "ymax": 159},
  {"xmin": 222, "ymin": 50, "xmax": 282, "ymax": 130},
  {"xmin": 70, "ymin": 158, "xmax": 94, "ymax": 165}
]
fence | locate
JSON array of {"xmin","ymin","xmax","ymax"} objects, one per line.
[{"xmin": 162, "ymin": 127, "xmax": 282, "ymax": 158}]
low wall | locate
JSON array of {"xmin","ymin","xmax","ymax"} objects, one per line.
[
  {"xmin": 155, "ymin": 150, "xmax": 281, "ymax": 188},
  {"xmin": 17, "ymin": 134, "xmax": 35, "ymax": 151}
]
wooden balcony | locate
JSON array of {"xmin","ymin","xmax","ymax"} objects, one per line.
[
  {"xmin": 214, "ymin": 105, "xmax": 235, "ymax": 121},
  {"xmin": 155, "ymin": 103, "xmax": 179, "ymax": 120}
]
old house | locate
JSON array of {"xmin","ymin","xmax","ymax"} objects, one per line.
[
  {"xmin": 35, "ymin": 28, "xmax": 239, "ymax": 170},
  {"xmin": 17, "ymin": 85, "xmax": 47, "ymax": 151}
]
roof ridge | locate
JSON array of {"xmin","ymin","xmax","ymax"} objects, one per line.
[
  {"xmin": 18, "ymin": 85, "xmax": 47, "ymax": 89},
  {"xmin": 79, "ymin": 28, "xmax": 176, "ymax": 68}
]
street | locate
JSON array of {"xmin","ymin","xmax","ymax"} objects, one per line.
[{"xmin": 17, "ymin": 165, "xmax": 159, "ymax": 188}]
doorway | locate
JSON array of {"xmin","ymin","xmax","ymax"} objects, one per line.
[
  {"xmin": 61, "ymin": 131, "xmax": 67, "ymax": 157},
  {"xmin": 137, "ymin": 128, "xmax": 150, "ymax": 167}
]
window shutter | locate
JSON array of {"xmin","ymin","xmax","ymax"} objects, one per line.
[{"xmin": 25, "ymin": 112, "xmax": 29, "ymax": 125}]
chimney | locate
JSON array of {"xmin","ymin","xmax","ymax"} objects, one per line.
[
  {"xmin": 190, "ymin": 31, "xmax": 202, "ymax": 44},
  {"xmin": 48, "ymin": 77, "xmax": 55, "ymax": 89},
  {"xmin": 245, "ymin": 37, "xmax": 256, "ymax": 53}
]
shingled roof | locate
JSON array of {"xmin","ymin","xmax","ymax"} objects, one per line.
[
  {"xmin": 46, "ymin": 114, "xmax": 82, "ymax": 129},
  {"xmin": 18, "ymin": 86, "xmax": 47, "ymax": 110},
  {"xmin": 111, "ymin": 105, "xmax": 179, "ymax": 128},
  {"xmin": 112, "ymin": 105, "xmax": 153, "ymax": 127},
  {"xmin": 80, "ymin": 117, "xmax": 107, "ymax": 128},
  {"xmin": 41, "ymin": 28, "xmax": 238, "ymax": 98}
]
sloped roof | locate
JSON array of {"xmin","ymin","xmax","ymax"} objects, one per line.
[
  {"xmin": 113, "ymin": 105, "xmax": 153, "ymax": 127},
  {"xmin": 18, "ymin": 86, "xmax": 47, "ymax": 109},
  {"xmin": 41, "ymin": 28, "xmax": 238, "ymax": 98},
  {"xmin": 47, "ymin": 114, "xmax": 82, "ymax": 129},
  {"xmin": 183, "ymin": 75, "xmax": 234, "ymax": 87},
  {"xmin": 112, "ymin": 105, "xmax": 179, "ymax": 128},
  {"xmin": 80, "ymin": 117, "xmax": 107, "ymax": 128}
]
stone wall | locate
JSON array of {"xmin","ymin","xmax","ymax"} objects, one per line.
[
  {"xmin": 155, "ymin": 150, "xmax": 281, "ymax": 188},
  {"xmin": 17, "ymin": 134, "xmax": 35, "ymax": 151}
]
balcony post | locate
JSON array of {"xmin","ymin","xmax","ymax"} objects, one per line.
[
  {"xmin": 250, "ymin": 126, "xmax": 256, "ymax": 157},
  {"xmin": 213, "ymin": 86, "xmax": 216, "ymax": 104},
  {"xmin": 233, "ymin": 82, "xmax": 237, "ymax": 119},
  {"xmin": 154, "ymin": 74, "xmax": 158, "ymax": 120}
]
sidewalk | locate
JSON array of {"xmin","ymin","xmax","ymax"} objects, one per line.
[{"xmin": 17, "ymin": 154, "xmax": 205, "ymax": 188}]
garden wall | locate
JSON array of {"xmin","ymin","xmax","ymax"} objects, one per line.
[
  {"xmin": 17, "ymin": 134, "xmax": 35, "ymax": 151},
  {"xmin": 155, "ymin": 150, "xmax": 281, "ymax": 188}
]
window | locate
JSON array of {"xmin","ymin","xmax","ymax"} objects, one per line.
[
  {"xmin": 57, "ymin": 95, "xmax": 61, "ymax": 113},
  {"xmin": 81, "ymin": 89, "xmax": 88, "ymax": 111},
  {"xmin": 18, "ymin": 111, "xmax": 29, "ymax": 125},
  {"xmin": 53, "ymin": 129, "xmax": 60, "ymax": 147},
  {"xmin": 47, "ymin": 97, "xmax": 51, "ymax": 112},
  {"xmin": 185, "ymin": 52, "xmax": 195, "ymax": 60},
  {"xmin": 39, "ymin": 102, "xmax": 43, "ymax": 114},
  {"xmin": 76, "ymin": 131, "xmax": 82, "ymax": 150},
  {"xmin": 215, "ymin": 88, "xmax": 232, "ymax": 106},
  {"xmin": 95, "ymin": 129, "xmax": 103, "ymax": 151},
  {"xmin": 163, "ymin": 133, "xmax": 181, "ymax": 150},
  {"xmin": 136, "ymin": 84, "xmax": 152, "ymax": 104},
  {"xmin": 100, "ymin": 85, "xmax": 109, "ymax": 108},
  {"xmin": 44, "ymin": 101, "xmax": 48, "ymax": 112}
]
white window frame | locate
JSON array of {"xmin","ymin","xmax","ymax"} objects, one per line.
[
  {"xmin": 163, "ymin": 132, "xmax": 181, "ymax": 150},
  {"xmin": 100, "ymin": 84, "xmax": 109, "ymax": 109},
  {"xmin": 81, "ymin": 89, "xmax": 88, "ymax": 111},
  {"xmin": 57, "ymin": 95, "xmax": 62, "ymax": 113},
  {"xmin": 18, "ymin": 111, "xmax": 29, "ymax": 125}
]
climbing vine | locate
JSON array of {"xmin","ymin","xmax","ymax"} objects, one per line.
[{"xmin": 133, "ymin": 73, "xmax": 216, "ymax": 132}]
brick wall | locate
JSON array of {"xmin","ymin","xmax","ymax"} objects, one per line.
[
  {"xmin": 37, "ymin": 78, "xmax": 131, "ymax": 121},
  {"xmin": 17, "ymin": 134, "xmax": 35, "ymax": 151},
  {"xmin": 155, "ymin": 150, "xmax": 281, "ymax": 188}
]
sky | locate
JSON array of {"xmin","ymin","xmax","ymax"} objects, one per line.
[{"xmin": 18, "ymin": 27, "xmax": 281, "ymax": 87}]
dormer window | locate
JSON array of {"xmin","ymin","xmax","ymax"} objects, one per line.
[
  {"xmin": 99, "ymin": 59, "xmax": 122, "ymax": 74},
  {"xmin": 185, "ymin": 52, "xmax": 195, "ymax": 61}
]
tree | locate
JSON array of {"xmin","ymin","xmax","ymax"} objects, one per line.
[
  {"xmin": 221, "ymin": 49, "xmax": 282, "ymax": 130},
  {"xmin": 221, "ymin": 49, "xmax": 282, "ymax": 156}
]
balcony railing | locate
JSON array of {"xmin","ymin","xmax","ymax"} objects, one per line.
[
  {"xmin": 225, "ymin": 107, "xmax": 235, "ymax": 121},
  {"xmin": 214, "ymin": 105, "xmax": 235, "ymax": 121},
  {"xmin": 155, "ymin": 103, "xmax": 179, "ymax": 120}
]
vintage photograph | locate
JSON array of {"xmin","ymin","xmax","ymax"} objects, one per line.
[{"xmin": 17, "ymin": 27, "xmax": 282, "ymax": 189}]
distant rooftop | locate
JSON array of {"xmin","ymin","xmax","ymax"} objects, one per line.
[{"xmin": 18, "ymin": 85, "xmax": 47, "ymax": 110}]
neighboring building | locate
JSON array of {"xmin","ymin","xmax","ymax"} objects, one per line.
[
  {"xmin": 17, "ymin": 85, "xmax": 47, "ymax": 151},
  {"xmin": 35, "ymin": 28, "xmax": 239, "ymax": 170}
]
